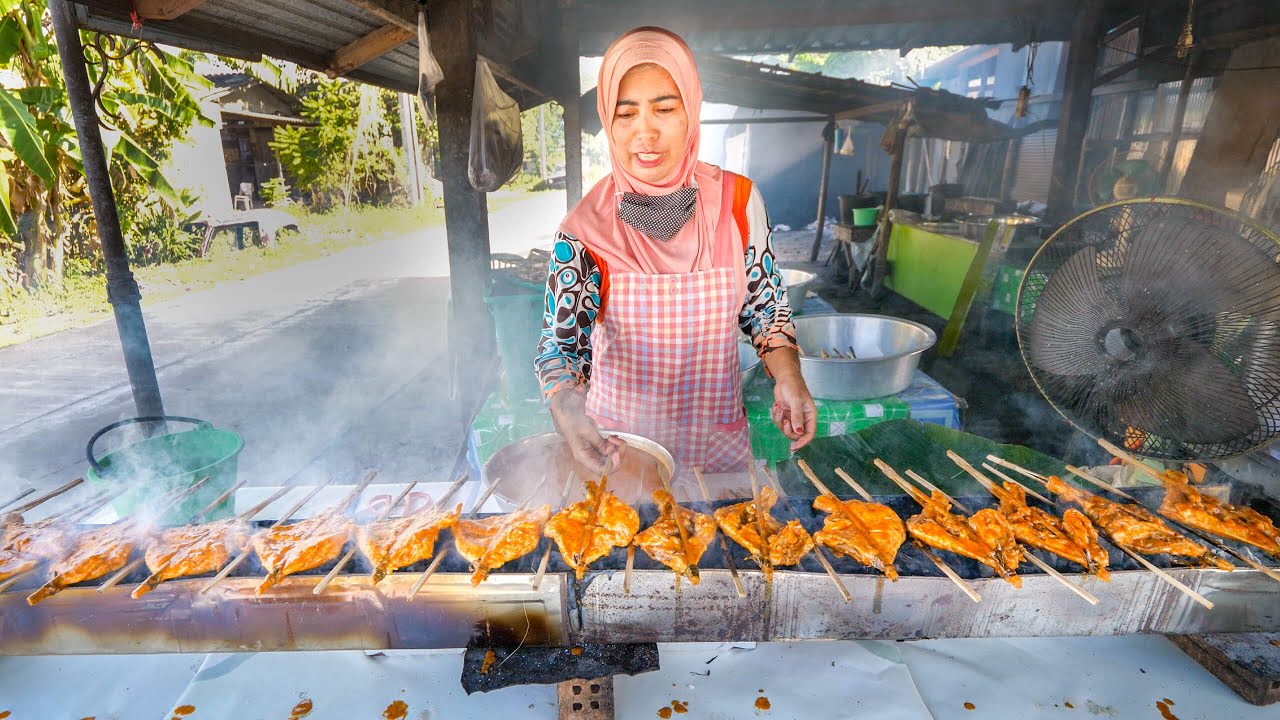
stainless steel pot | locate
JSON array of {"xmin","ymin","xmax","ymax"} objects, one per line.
[
  {"xmin": 794, "ymin": 314, "xmax": 937, "ymax": 400},
  {"xmin": 482, "ymin": 432, "xmax": 674, "ymax": 511},
  {"xmin": 739, "ymin": 342, "xmax": 761, "ymax": 387}
]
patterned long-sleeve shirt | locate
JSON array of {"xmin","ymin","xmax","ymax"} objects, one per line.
[{"xmin": 535, "ymin": 185, "xmax": 797, "ymax": 400}]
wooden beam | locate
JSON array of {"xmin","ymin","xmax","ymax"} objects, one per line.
[
  {"xmin": 328, "ymin": 23, "xmax": 414, "ymax": 77},
  {"xmin": 131, "ymin": 0, "xmax": 208, "ymax": 20},
  {"xmin": 429, "ymin": 0, "xmax": 496, "ymax": 395},
  {"xmin": 1046, "ymin": 0, "xmax": 1105, "ymax": 224},
  {"xmin": 339, "ymin": 0, "xmax": 416, "ymax": 32}
]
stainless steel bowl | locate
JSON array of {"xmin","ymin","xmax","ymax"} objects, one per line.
[
  {"xmin": 794, "ymin": 314, "xmax": 937, "ymax": 400},
  {"xmin": 739, "ymin": 342, "xmax": 761, "ymax": 387},
  {"xmin": 483, "ymin": 432, "xmax": 674, "ymax": 511},
  {"xmin": 778, "ymin": 267, "xmax": 816, "ymax": 309}
]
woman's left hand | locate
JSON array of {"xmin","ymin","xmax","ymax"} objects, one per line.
[
  {"xmin": 772, "ymin": 374, "xmax": 817, "ymax": 451},
  {"xmin": 761, "ymin": 347, "xmax": 816, "ymax": 451}
]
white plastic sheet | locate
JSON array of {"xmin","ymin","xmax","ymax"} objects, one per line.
[
  {"xmin": 0, "ymin": 653, "xmax": 204, "ymax": 718},
  {"xmin": 469, "ymin": 58, "xmax": 524, "ymax": 192},
  {"xmin": 415, "ymin": 9, "xmax": 444, "ymax": 124}
]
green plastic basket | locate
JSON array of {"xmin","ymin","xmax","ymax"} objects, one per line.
[{"xmin": 852, "ymin": 207, "xmax": 879, "ymax": 227}]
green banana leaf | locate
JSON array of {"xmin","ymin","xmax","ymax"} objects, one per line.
[{"xmin": 0, "ymin": 86, "xmax": 56, "ymax": 186}]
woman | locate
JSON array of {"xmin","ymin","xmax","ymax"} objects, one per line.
[{"xmin": 535, "ymin": 27, "xmax": 816, "ymax": 481}]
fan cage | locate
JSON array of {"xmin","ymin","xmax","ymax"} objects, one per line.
[{"xmin": 1016, "ymin": 197, "xmax": 1280, "ymax": 461}]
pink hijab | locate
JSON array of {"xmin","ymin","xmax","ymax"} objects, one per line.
[{"xmin": 560, "ymin": 28, "xmax": 737, "ymax": 276}]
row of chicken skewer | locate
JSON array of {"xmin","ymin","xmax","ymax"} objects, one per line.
[{"xmin": 2, "ymin": 438, "xmax": 1278, "ymax": 607}]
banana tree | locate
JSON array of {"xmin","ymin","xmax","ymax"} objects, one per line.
[{"xmin": 0, "ymin": 0, "xmax": 208, "ymax": 297}]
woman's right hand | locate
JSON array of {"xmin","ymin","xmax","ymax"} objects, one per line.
[{"xmin": 548, "ymin": 387, "xmax": 625, "ymax": 475}]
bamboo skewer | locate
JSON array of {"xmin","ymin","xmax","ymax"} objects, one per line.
[
  {"xmin": 834, "ymin": 468, "xmax": 874, "ymax": 501},
  {"xmin": 313, "ymin": 480, "xmax": 420, "ymax": 595},
  {"xmin": 981, "ymin": 463, "xmax": 1056, "ymax": 505},
  {"xmin": 98, "ymin": 477, "xmax": 246, "ymax": 593},
  {"xmin": 533, "ymin": 472, "xmax": 576, "ymax": 590},
  {"xmin": 0, "ymin": 490, "xmax": 118, "ymax": 593},
  {"xmin": 654, "ymin": 467, "xmax": 695, "ymax": 583},
  {"xmin": 873, "ymin": 459, "xmax": 982, "ymax": 602},
  {"xmin": 985, "ymin": 455, "xmax": 1216, "ymax": 610},
  {"xmin": 1068, "ymin": 464, "xmax": 1280, "ymax": 584},
  {"xmin": 764, "ymin": 464, "xmax": 850, "ymax": 603},
  {"xmin": 0, "ymin": 488, "xmax": 36, "ymax": 512},
  {"xmin": 946, "ymin": 452, "xmax": 1100, "ymax": 605},
  {"xmin": 623, "ymin": 544, "xmax": 635, "ymax": 594},
  {"xmin": 7, "ymin": 479, "xmax": 84, "ymax": 515},
  {"xmin": 200, "ymin": 479, "xmax": 333, "ymax": 595},
  {"xmin": 409, "ymin": 476, "xmax": 530, "ymax": 598},
  {"xmin": 368, "ymin": 472, "xmax": 471, "ymax": 585},
  {"xmin": 693, "ymin": 467, "xmax": 745, "ymax": 598},
  {"xmin": 905, "ymin": 469, "xmax": 971, "ymax": 513}
]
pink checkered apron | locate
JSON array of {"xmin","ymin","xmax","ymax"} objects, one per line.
[{"xmin": 585, "ymin": 263, "xmax": 753, "ymax": 475}]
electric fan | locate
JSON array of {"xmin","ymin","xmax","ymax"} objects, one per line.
[{"xmin": 1016, "ymin": 198, "xmax": 1280, "ymax": 460}]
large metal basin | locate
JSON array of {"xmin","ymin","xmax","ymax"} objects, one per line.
[
  {"xmin": 778, "ymin": 267, "xmax": 816, "ymax": 311},
  {"xmin": 794, "ymin": 314, "xmax": 936, "ymax": 400},
  {"xmin": 483, "ymin": 432, "xmax": 674, "ymax": 510}
]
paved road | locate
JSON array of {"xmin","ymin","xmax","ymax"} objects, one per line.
[{"xmin": 0, "ymin": 191, "xmax": 567, "ymax": 503}]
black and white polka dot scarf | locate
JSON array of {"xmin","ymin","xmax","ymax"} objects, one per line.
[{"xmin": 616, "ymin": 186, "xmax": 698, "ymax": 240}]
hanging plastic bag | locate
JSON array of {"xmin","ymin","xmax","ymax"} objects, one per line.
[
  {"xmin": 468, "ymin": 58, "xmax": 523, "ymax": 192},
  {"xmin": 415, "ymin": 8, "xmax": 444, "ymax": 124}
]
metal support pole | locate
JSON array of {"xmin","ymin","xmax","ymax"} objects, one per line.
[
  {"xmin": 48, "ymin": 0, "xmax": 165, "ymax": 418},
  {"xmin": 429, "ymin": 0, "xmax": 495, "ymax": 402},
  {"xmin": 808, "ymin": 120, "xmax": 836, "ymax": 262},
  {"xmin": 1045, "ymin": 0, "xmax": 1104, "ymax": 224}
]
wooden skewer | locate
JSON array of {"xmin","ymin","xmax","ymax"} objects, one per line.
[
  {"xmin": 834, "ymin": 468, "xmax": 874, "ymax": 502},
  {"xmin": 653, "ymin": 466, "xmax": 698, "ymax": 586},
  {"xmin": 763, "ymin": 464, "xmax": 850, "ymax": 603},
  {"xmin": 0, "ymin": 489, "xmax": 116, "ymax": 594},
  {"xmin": 986, "ymin": 458, "xmax": 1217, "ymax": 609},
  {"xmin": 623, "ymin": 544, "xmax": 636, "ymax": 594},
  {"xmin": 8, "ymin": 478, "xmax": 84, "ymax": 515},
  {"xmin": 745, "ymin": 464, "xmax": 774, "ymax": 579},
  {"xmin": 408, "ymin": 551, "xmax": 449, "ymax": 598},
  {"xmin": 693, "ymin": 466, "xmax": 745, "ymax": 598},
  {"xmin": 369, "ymin": 472, "xmax": 470, "ymax": 585},
  {"xmin": 313, "ymin": 480, "xmax": 419, "ymax": 595},
  {"xmin": 0, "ymin": 488, "xmax": 36, "ymax": 512},
  {"xmin": 873, "ymin": 458, "xmax": 982, "ymax": 602},
  {"xmin": 981, "ymin": 463, "xmax": 1056, "ymax": 506},
  {"xmin": 98, "ymin": 477, "xmax": 241, "ymax": 593},
  {"xmin": 532, "ymin": 471, "xmax": 576, "ymax": 590},
  {"xmin": 200, "ymin": 479, "xmax": 333, "ymax": 595},
  {"xmin": 1067, "ymin": 465, "xmax": 1280, "ymax": 584},
  {"xmin": 947, "ymin": 454, "xmax": 1099, "ymax": 605},
  {"xmin": 906, "ymin": 467, "xmax": 972, "ymax": 513}
]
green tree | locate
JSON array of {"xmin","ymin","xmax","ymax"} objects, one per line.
[
  {"xmin": 269, "ymin": 76, "xmax": 401, "ymax": 209},
  {"xmin": 0, "ymin": 1, "xmax": 208, "ymax": 302},
  {"xmin": 519, "ymin": 101, "xmax": 565, "ymax": 181}
]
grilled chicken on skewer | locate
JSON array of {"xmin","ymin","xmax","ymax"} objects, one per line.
[
  {"xmin": 132, "ymin": 520, "xmax": 251, "ymax": 598},
  {"xmin": 1158, "ymin": 470, "xmax": 1280, "ymax": 559},
  {"xmin": 251, "ymin": 472, "xmax": 376, "ymax": 594},
  {"xmin": 906, "ymin": 489, "xmax": 1023, "ymax": 587},
  {"xmin": 27, "ymin": 522, "xmax": 146, "ymax": 604},
  {"xmin": 253, "ymin": 510, "xmax": 354, "ymax": 594},
  {"xmin": 453, "ymin": 505, "xmax": 552, "ymax": 585},
  {"xmin": 357, "ymin": 502, "xmax": 463, "ymax": 583},
  {"xmin": 1045, "ymin": 475, "xmax": 1231, "ymax": 570},
  {"xmin": 634, "ymin": 489, "xmax": 717, "ymax": 584},
  {"xmin": 811, "ymin": 494, "xmax": 905, "ymax": 579},
  {"xmin": 545, "ymin": 477, "xmax": 640, "ymax": 579},
  {"xmin": 713, "ymin": 486, "xmax": 813, "ymax": 579},
  {"xmin": 989, "ymin": 480, "xmax": 1110, "ymax": 580}
]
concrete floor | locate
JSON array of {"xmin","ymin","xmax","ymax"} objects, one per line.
[{"xmin": 0, "ymin": 190, "xmax": 569, "ymax": 505}]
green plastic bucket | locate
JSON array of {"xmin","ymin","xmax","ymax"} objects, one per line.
[
  {"xmin": 852, "ymin": 207, "xmax": 879, "ymax": 227},
  {"xmin": 485, "ymin": 283, "xmax": 544, "ymax": 401},
  {"xmin": 86, "ymin": 416, "xmax": 243, "ymax": 524}
]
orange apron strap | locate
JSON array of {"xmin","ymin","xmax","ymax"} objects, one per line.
[{"xmin": 730, "ymin": 172, "xmax": 754, "ymax": 253}]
